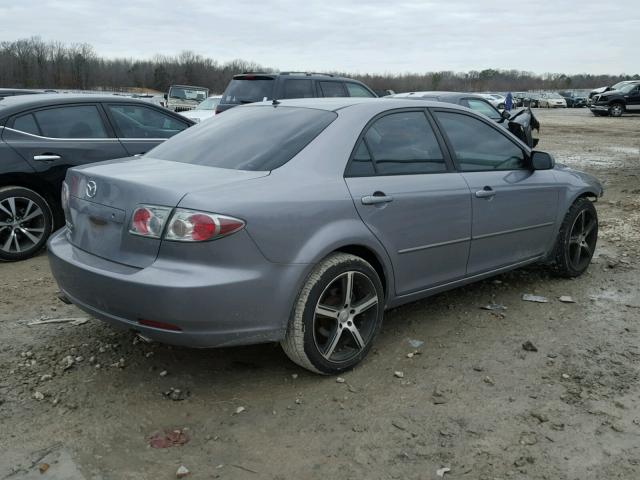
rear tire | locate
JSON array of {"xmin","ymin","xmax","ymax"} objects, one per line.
[
  {"xmin": 281, "ymin": 253, "xmax": 384, "ymax": 375},
  {"xmin": 551, "ymin": 198, "xmax": 598, "ymax": 278},
  {"xmin": 0, "ymin": 186, "xmax": 53, "ymax": 262}
]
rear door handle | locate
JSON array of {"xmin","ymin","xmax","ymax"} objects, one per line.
[
  {"xmin": 361, "ymin": 193, "xmax": 394, "ymax": 205},
  {"xmin": 33, "ymin": 154, "xmax": 61, "ymax": 162},
  {"xmin": 475, "ymin": 187, "xmax": 496, "ymax": 199}
]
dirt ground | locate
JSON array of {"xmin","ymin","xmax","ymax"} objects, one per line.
[{"xmin": 1, "ymin": 108, "xmax": 639, "ymax": 480}]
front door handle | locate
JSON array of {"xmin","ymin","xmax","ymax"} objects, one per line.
[
  {"xmin": 361, "ymin": 192, "xmax": 394, "ymax": 205},
  {"xmin": 33, "ymin": 154, "xmax": 61, "ymax": 162},
  {"xmin": 475, "ymin": 186, "xmax": 496, "ymax": 199}
]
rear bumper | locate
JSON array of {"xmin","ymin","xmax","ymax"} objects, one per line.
[{"xmin": 47, "ymin": 229, "xmax": 309, "ymax": 348}]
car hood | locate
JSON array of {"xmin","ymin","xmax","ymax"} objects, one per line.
[{"xmin": 180, "ymin": 110, "xmax": 215, "ymax": 121}]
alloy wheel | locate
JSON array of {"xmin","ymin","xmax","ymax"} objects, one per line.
[
  {"xmin": 568, "ymin": 208, "xmax": 597, "ymax": 271},
  {"xmin": 0, "ymin": 196, "xmax": 46, "ymax": 255},
  {"xmin": 313, "ymin": 271, "xmax": 379, "ymax": 363},
  {"xmin": 610, "ymin": 104, "xmax": 623, "ymax": 117}
]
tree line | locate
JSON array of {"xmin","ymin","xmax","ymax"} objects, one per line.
[{"xmin": 2, "ymin": 37, "xmax": 638, "ymax": 94}]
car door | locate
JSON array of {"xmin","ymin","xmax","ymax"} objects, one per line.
[
  {"xmin": 104, "ymin": 103, "xmax": 191, "ymax": 156},
  {"xmin": 432, "ymin": 109, "xmax": 559, "ymax": 275},
  {"xmin": 344, "ymin": 109, "xmax": 472, "ymax": 295},
  {"xmin": 624, "ymin": 85, "xmax": 640, "ymax": 111},
  {"xmin": 2, "ymin": 104, "xmax": 128, "ymax": 184}
]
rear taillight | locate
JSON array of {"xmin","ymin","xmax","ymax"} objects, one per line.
[
  {"xmin": 164, "ymin": 209, "xmax": 245, "ymax": 242},
  {"xmin": 129, "ymin": 205, "xmax": 172, "ymax": 238},
  {"xmin": 61, "ymin": 181, "xmax": 72, "ymax": 229}
]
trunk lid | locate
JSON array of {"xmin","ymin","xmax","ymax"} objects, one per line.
[{"xmin": 66, "ymin": 157, "xmax": 268, "ymax": 268}]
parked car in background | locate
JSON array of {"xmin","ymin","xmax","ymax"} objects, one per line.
[
  {"xmin": 478, "ymin": 93, "xmax": 506, "ymax": 109},
  {"xmin": 164, "ymin": 85, "xmax": 209, "ymax": 112},
  {"xmin": 538, "ymin": 93, "xmax": 567, "ymax": 108},
  {"xmin": 588, "ymin": 80, "xmax": 638, "ymax": 105},
  {"xmin": 0, "ymin": 94, "xmax": 194, "ymax": 260},
  {"xmin": 48, "ymin": 97, "xmax": 602, "ymax": 374},
  {"xmin": 0, "ymin": 88, "xmax": 49, "ymax": 99},
  {"xmin": 590, "ymin": 81, "xmax": 640, "ymax": 117},
  {"xmin": 389, "ymin": 91, "xmax": 539, "ymax": 147},
  {"xmin": 179, "ymin": 95, "xmax": 222, "ymax": 123},
  {"xmin": 216, "ymin": 72, "xmax": 376, "ymax": 113},
  {"xmin": 559, "ymin": 91, "xmax": 588, "ymax": 108}
]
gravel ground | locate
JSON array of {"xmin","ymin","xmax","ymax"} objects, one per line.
[{"xmin": 1, "ymin": 108, "xmax": 639, "ymax": 480}]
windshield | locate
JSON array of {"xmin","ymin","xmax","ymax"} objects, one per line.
[
  {"xmin": 148, "ymin": 106, "xmax": 337, "ymax": 171},
  {"xmin": 221, "ymin": 78, "xmax": 275, "ymax": 105},
  {"xmin": 196, "ymin": 97, "xmax": 220, "ymax": 110},
  {"xmin": 169, "ymin": 86, "xmax": 208, "ymax": 102}
]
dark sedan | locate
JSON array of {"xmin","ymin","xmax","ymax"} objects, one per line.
[
  {"xmin": 0, "ymin": 94, "xmax": 194, "ymax": 261},
  {"xmin": 388, "ymin": 91, "xmax": 540, "ymax": 148}
]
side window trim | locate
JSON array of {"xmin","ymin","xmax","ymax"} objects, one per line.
[
  {"xmin": 8, "ymin": 103, "xmax": 116, "ymax": 139},
  {"xmin": 344, "ymin": 107, "xmax": 455, "ymax": 178},
  {"xmin": 429, "ymin": 107, "xmax": 530, "ymax": 172}
]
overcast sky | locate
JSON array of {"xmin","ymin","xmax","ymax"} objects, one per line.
[{"xmin": 2, "ymin": 0, "xmax": 637, "ymax": 75}]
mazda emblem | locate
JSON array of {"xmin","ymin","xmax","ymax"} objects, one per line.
[{"xmin": 85, "ymin": 181, "xmax": 97, "ymax": 198}]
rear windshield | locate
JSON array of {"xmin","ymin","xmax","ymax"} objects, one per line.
[
  {"xmin": 221, "ymin": 78, "xmax": 275, "ymax": 105},
  {"xmin": 148, "ymin": 106, "xmax": 337, "ymax": 171}
]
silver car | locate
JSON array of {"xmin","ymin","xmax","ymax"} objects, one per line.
[{"xmin": 48, "ymin": 98, "xmax": 602, "ymax": 374}]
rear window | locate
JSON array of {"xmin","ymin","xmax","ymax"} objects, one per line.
[
  {"xmin": 148, "ymin": 106, "xmax": 337, "ymax": 171},
  {"xmin": 221, "ymin": 77, "xmax": 275, "ymax": 105}
]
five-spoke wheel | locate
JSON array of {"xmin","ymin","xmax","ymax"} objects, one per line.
[{"xmin": 553, "ymin": 197, "xmax": 598, "ymax": 277}]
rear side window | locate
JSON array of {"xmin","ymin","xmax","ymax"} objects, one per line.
[
  {"xmin": 107, "ymin": 104, "xmax": 188, "ymax": 138},
  {"xmin": 362, "ymin": 111, "xmax": 446, "ymax": 175},
  {"xmin": 282, "ymin": 79, "xmax": 314, "ymax": 99},
  {"xmin": 435, "ymin": 111, "xmax": 526, "ymax": 171},
  {"xmin": 148, "ymin": 106, "xmax": 337, "ymax": 171},
  {"xmin": 33, "ymin": 105, "xmax": 107, "ymax": 138},
  {"xmin": 319, "ymin": 81, "xmax": 347, "ymax": 97},
  {"xmin": 222, "ymin": 78, "xmax": 275, "ymax": 105},
  {"xmin": 346, "ymin": 83, "xmax": 375, "ymax": 97},
  {"xmin": 346, "ymin": 142, "xmax": 376, "ymax": 176},
  {"xmin": 12, "ymin": 113, "xmax": 41, "ymax": 135}
]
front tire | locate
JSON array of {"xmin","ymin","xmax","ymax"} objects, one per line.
[
  {"xmin": 551, "ymin": 198, "xmax": 598, "ymax": 278},
  {"xmin": 281, "ymin": 253, "xmax": 384, "ymax": 374},
  {"xmin": 609, "ymin": 103, "xmax": 624, "ymax": 117},
  {"xmin": 0, "ymin": 186, "xmax": 53, "ymax": 262}
]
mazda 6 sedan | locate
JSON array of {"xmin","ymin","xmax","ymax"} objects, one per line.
[{"xmin": 48, "ymin": 98, "xmax": 603, "ymax": 374}]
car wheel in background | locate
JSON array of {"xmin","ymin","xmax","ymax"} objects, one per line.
[
  {"xmin": 281, "ymin": 253, "xmax": 384, "ymax": 375},
  {"xmin": 551, "ymin": 197, "xmax": 598, "ymax": 278},
  {"xmin": 609, "ymin": 103, "xmax": 624, "ymax": 117},
  {"xmin": 0, "ymin": 186, "xmax": 53, "ymax": 262}
]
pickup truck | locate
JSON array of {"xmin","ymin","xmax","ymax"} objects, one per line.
[
  {"xmin": 590, "ymin": 81, "xmax": 640, "ymax": 117},
  {"xmin": 164, "ymin": 85, "xmax": 209, "ymax": 112}
]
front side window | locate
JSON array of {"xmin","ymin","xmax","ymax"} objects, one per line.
[
  {"xmin": 33, "ymin": 105, "xmax": 108, "ymax": 138},
  {"xmin": 319, "ymin": 81, "xmax": 347, "ymax": 97},
  {"xmin": 346, "ymin": 83, "xmax": 375, "ymax": 97},
  {"xmin": 12, "ymin": 113, "xmax": 41, "ymax": 135},
  {"xmin": 361, "ymin": 111, "xmax": 446, "ymax": 175},
  {"xmin": 282, "ymin": 79, "xmax": 314, "ymax": 99},
  {"xmin": 108, "ymin": 104, "xmax": 189, "ymax": 138},
  {"xmin": 465, "ymin": 99, "xmax": 502, "ymax": 121},
  {"xmin": 435, "ymin": 111, "xmax": 526, "ymax": 171}
]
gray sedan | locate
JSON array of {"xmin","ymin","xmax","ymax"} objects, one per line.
[{"xmin": 48, "ymin": 98, "xmax": 602, "ymax": 374}]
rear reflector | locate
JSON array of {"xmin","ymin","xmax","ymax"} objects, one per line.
[{"xmin": 138, "ymin": 319, "xmax": 182, "ymax": 331}]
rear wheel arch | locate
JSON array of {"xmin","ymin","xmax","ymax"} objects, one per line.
[
  {"xmin": 333, "ymin": 244, "xmax": 390, "ymax": 301},
  {"xmin": 0, "ymin": 174, "xmax": 61, "ymax": 224}
]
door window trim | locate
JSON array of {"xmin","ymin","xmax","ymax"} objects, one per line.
[
  {"xmin": 344, "ymin": 107, "xmax": 456, "ymax": 178},
  {"xmin": 429, "ymin": 107, "xmax": 532, "ymax": 172}
]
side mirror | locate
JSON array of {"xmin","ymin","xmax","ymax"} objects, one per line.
[
  {"xmin": 531, "ymin": 151, "xmax": 554, "ymax": 170},
  {"xmin": 501, "ymin": 110, "xmax": 511, "ymax": 120}
]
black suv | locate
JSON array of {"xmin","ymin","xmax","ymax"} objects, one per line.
[
  {"xmin": 590, "ymin": 81, "xmax": 640, "ymax": 117},
  {"xmin": 216, "ymin": 72, "xmax": 377, "ymax": 113}
]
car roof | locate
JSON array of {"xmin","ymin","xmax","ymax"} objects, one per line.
[
  {"xmin": 390, "ymin": 91, "xmax": 490, "ymax": 101},
  {"xmin": 243, "ymin": 97, "xmax": 469, "ymax": 114},
  {"xmin": 0, "ymin": 93, "xmax": 165, "ymax": 118}
]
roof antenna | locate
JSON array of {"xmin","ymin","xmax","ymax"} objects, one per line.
[{"xmin": 272, "ymin": 98, "xmax": 280, "ymax": 106}]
